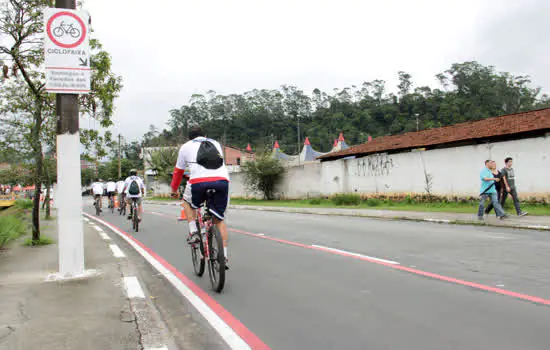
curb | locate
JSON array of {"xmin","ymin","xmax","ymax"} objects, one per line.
[{"xmin": 227, "ymin": 205, "xmax": 550, "ymax": 232}]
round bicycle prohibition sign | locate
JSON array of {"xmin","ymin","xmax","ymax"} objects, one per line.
[{"xmin": 46, "ymin": 11, "xmax": 86, "ymax": 49}]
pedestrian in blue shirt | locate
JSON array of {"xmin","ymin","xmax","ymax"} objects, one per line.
[{"xmin": 478, "ymin": 160, "xmax": 508, "ymax": 220}]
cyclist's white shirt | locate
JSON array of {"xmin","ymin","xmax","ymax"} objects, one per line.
[
  {"xmin": 123, "ymin": 176, "xmax": 145, "ymax": 198},
  {"xmin": 116, "ymin": 181, "xmax": 125, "ymax": 193},
  {"xmin": 91, "ymin": 182, "xmax": 104, "ymax": 195},
  {"xmin": 175, "ymin": 137, "xmax": 229, "ymax": 184},
  {"xmin": 106, "ymin": 182, "xmax": 116, "ymax": 192}
]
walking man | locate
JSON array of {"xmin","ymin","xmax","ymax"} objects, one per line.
[
  {"xmin": 500, "ymin": 157, "xmax": 528, "ymax": 217},
  {"xmin": 478, "ymin": 160, "xmax": 507, "ymax": 220}
]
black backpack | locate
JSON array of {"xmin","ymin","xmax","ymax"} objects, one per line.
[
  {"xmin": 196, "ymin": 140, "xmax": 224, "ymax": 170},
  {"xmin": 128, "ymin": 178, "xmax": 140, "ymax": 195}
]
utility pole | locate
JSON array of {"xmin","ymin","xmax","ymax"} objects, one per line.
[
  {"xmin": 415, "ymin": 113, "xmax": 420, "ymax": 132},
  {"xmin": 55, "ymin": 0, "xmax": 84, "ymax": 277},
  {"xmin": 297, "ymin": 113, "xmax": 301, "ymax": 166},
  {"xmin": 118, "ymin": 133, "xmax": 121, "ymax": 178}
]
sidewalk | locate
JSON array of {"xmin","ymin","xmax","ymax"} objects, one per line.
[
  {"xmin": 228, "ymin": 205, "xmax": 550, "ymax": 231},
  {"xmin": 0, "ymin": 221, "xmax": 170, "ymax": 349}
]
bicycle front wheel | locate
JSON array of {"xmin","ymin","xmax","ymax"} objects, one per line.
[
  {"xmin": 207, "ymin": 225, "xmax": 225, "ymax": 293},
  {"xmin": 191, "ymin": 228, "xmax": 205, "ymax": 276},
  {"xmin": 95, "ymin": 200, "xmax": 100, "ymax": 216}
]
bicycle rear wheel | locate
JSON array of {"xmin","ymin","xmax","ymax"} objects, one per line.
[
  {"xmin": 95, "ymin": 199, "xmax": 100, "ymax": 216},
  {"xmin": 207, "ymin": 225, "xmax": 225, "ymax": 293},
  {"xmin": 111, "ymin": 198, "xmax": 114, "ymax": 214},
  {"xmin": 133, "ymin": 203, "xmax": 139, "ymax": 232}
]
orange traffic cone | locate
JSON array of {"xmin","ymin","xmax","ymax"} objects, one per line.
[
  {"xmin": 178, "ymin": 203, "xmax": 187, "ymax": 221},
  {"xmin": 114, "ymin": 199, "xmax": 119, "ymax": 208}
]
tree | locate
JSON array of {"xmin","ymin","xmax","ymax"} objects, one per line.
[
  {"xmin": 143, "ymin": 61, "xmax": 547, "ymax": 158},
  {"xmin": 0, "ymin": 1, "xmax": 122, "ymax": 242},
  {"xmin": 146, "ymin": 147, "xmax": 178, "ymax": 184},
  {"xmin": 242, "ymin": 156, "xmax": 285, "ymax": 200}
]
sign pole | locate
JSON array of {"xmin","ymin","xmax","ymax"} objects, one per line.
[{"xmin": 55, "ymin": 0, "xmax": 84, "ymax": 277}]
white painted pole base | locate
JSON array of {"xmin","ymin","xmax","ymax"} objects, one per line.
[{"xmin": 57, "ymin": 133, "xmax": 85, "ymax": 276}]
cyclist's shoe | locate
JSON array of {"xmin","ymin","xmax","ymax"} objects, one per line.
[
  {"xmin": 186, "ymin": 232, "xmax": 200, "ymax": 245},
  {"xmin": 225, "ymin": 258, "xmax": 229, "ymax": 270},
  {"xmin": 127, "ymin": 214, "xmax": 132, "ymax": 220}
]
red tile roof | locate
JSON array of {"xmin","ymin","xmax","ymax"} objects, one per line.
[{"xmin": 319, "ymin": 107, "xmax": 550, "ymax": 160}]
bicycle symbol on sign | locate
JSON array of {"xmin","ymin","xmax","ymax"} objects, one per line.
[{"xmin": 52, "ymin": 21, "xmax": 81, "ymax": 39}]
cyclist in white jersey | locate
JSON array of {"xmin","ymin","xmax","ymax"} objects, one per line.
[
  {"xmin": 122, "ymin": 169, "xmax": 145, "ymax": 221},
  {"xmin": 170, "ymin": 126, "xmax": 230, "ymax": 269},
  {"xmin": 91, "ymin": 179, "xmax": 104, "ymax": 212}
]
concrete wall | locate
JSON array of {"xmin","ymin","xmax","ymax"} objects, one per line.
[{"xmin": 229, "ymin": 135, "xmax": 550, "ymax": 199}]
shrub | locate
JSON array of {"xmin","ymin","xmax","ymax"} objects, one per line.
[
  {"xmin": 365, "ymin": 198, "xmax": 381, "ymax": 207},
  {"xmin": 331, "ymin": 193, "xmax": 361, "ymax": 206},
  {"xmin": 242, "ymin": 156, "xmax": 285, "ymax": 200},
  {"xmin": 15, "ymin": 199, "xmax": 33, "ymax": 210},
  {"xmin": 0, "ymin": 215, "xmax": 26, "ymax": 248},
  {"xmin": 309, "ymin": 198, "xmax": 322, "ymax": 205}
]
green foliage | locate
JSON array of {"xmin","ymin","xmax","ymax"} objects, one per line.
[
  {"xmin": 145, "ymin": 147, "xmax": 179, "ymax": 184},
  {"xmin": 365, "ymin": 198, "xmax": 381, "ymax": 207},
  {"xmin": 23, "ymin": 236, "xmax": 54, "ymax": 246},
  {"xmin": 81, "ymin": 168, "xmax": 96, "ymax": 186},
  {"xmin": 0, "ymin": 165, "xmax": 33, "ymax": 185},
  {"xmin": 308, "ymin": 198, "xmax": 322, "ymax": 205},
  {"xmin": 140, "ymin": 61, "xmax": 548, "ymax": 153},
  {"xmin": 331, "ymin": 193, "xmax": 361, "ymax": 206},
  {"xmin": 0, "ymin": 215, "xmax": 26, "ymax": 248},
  {"xmin": 15, "ymin": 199, "xmax": 33, "ymax": 210},
  {"xmin": 242, "ymin": 156, "xmax": 285, "ymax": 200}
]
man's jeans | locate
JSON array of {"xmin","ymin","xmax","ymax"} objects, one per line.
[
  {"xmin": 500, "ymin": 188, "xmax": 522, "ymax": 215},
  {"xmin": 478, "ymin": 192, "xmax": 505, "ymax": 218}
]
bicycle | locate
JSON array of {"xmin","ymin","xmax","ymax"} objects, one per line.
[
  {"xmin": 188, "ymin": 189, "xmax": 226, "ymax": 293},
  {"xmin": 118, "ymin": 195, "xmax": 126, "ymax": 216},
  {"xmin": 53, "ymin": 21, "xmax": 80, "ymax": 38},
  {"xmin": 109, "ymin": 194, "xmax": 115, "ymax": 214},
  {"xmin": 128, "ymin": 198, "xmax": 140, "ymax": 233},
  {"xmin": 94, "ymin": 195, "xmax": 101, "ymax": 216}
]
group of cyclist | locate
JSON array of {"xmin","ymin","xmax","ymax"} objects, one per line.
[
  {"xmin": 90, "ymin": 126, "xmax": 230, "ymax": 268},
  {"xmin": 90, "ymin": 169, "xmax": 145, "ymax": 220}
]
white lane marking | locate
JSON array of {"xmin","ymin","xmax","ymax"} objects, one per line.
[
  {"xmin": 83, "ymin": 218, "xmax": 90, "ymax": 222},
  {"xmin": 123, "ymin": 276, "xmax": 145, "ymax": 299},
  {"xmin": 145, "ymin": 347, "xmax": 168, "ymax": 350},
  {"xmin": 256, "ymin": 233, "xmax": 265, "ymax": 236},
  {"xmin": 424, "ymin": 218, "xmax": 451, "ymax": 223},
  {"xmin": 311, "ymin": 245, "xmax": 399, "ymax": 265},
  {"xmin": 109, "ymin": 244, "xmax": 126, "ymax": 258},
  {"xmin": 99, "ymin": 232, "xmax": 111, "ymax": 241},
  {"xmin": 93, "ymin": 225, "xmax": 103, "ymax": 232},
  {"xmin": 84, "ymin": 214, "xmax": 252, "ymax": 350}
]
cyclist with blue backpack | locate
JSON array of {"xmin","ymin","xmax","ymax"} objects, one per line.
[
  {"xmin": 123, "ymin": 169, "xmax": 145, "ymax": 222},
  {"xmin": 170, "ymin": 126, "xmax": 230, "ymax": 268}
]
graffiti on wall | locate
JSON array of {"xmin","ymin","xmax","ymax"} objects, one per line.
[{"xmin": 355, "ymin": 153, "xmax": 394, "ymax": 177}]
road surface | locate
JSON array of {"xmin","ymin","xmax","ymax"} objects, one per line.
[{"xmin": 84, "ymin": 200, "xmax": 550, "ymax": 350}]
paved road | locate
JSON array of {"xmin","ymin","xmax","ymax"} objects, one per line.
[{"xmin": 85, "ymin": 201, "xmax": 550, "ymax": 350}]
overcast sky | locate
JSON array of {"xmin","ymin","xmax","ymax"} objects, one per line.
[{"xmin": 84, "ymin": 0, "xmax": 550, "ymax": 141}]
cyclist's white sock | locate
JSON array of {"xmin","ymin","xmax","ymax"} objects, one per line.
[
  {"xmin": 188, "ymin": 221, "xmax": 198, "ymax": 234},
  {"xmin": 224, "ymin": 247, "xmax": 227, "ymax": 258}
]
